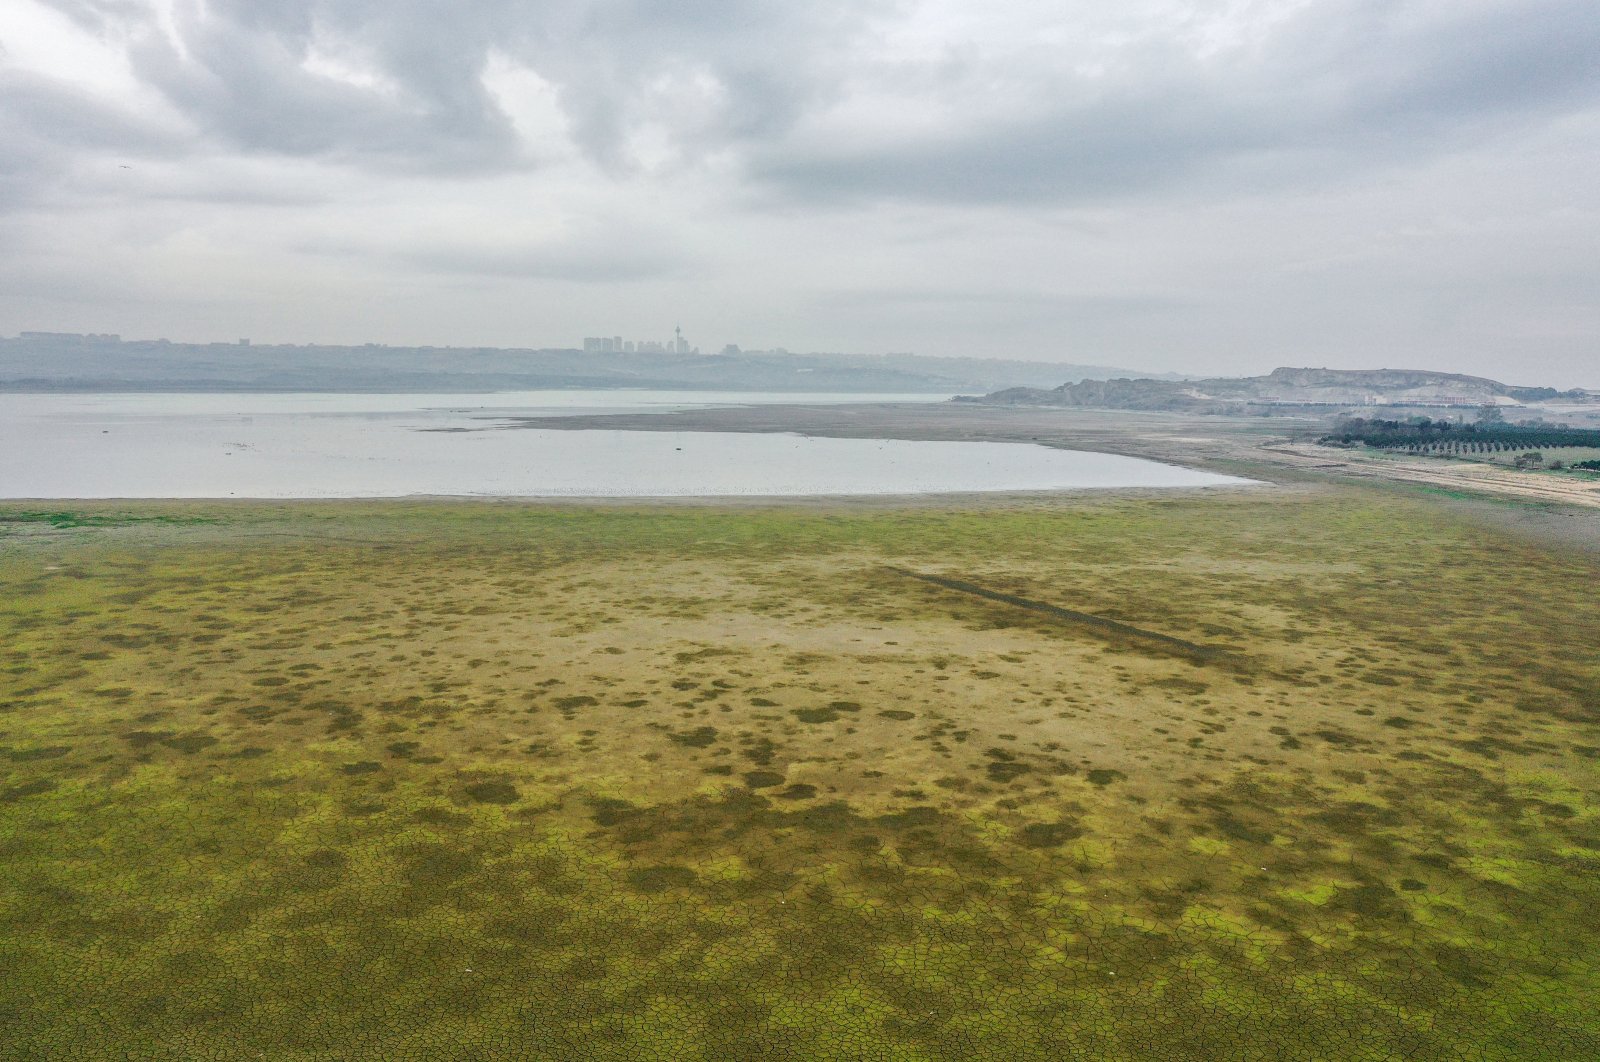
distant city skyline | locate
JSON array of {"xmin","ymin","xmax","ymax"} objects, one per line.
[
  {"xmin": 9, "ymin": 327, "xmax": 802, "ymax": 363},
  {"xmin": 2, "ymin": 1, "xmax": 1597, "ymax": 387},
  {"xmin": 584, "ymin": 325, "xmax": 697, "ymax": 356},
  {"xmin": 3, "ymin": 328, "xmax": 1593, "ymax": 392}
]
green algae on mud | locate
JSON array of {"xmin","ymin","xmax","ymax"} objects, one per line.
[
  {"xmin": 2, "ymin": 489, "xmax": 1599, "ymax": 1058},
  {"xmin": 0, "ymin": 510, "xmax": 219, "ymax": 530}
]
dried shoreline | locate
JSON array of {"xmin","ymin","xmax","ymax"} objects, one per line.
[{"xmin": 496, "ymin": 401, "xmax": 1600, "ymax": 492}]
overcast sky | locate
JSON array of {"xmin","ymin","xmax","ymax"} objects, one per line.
[{"xmin": 2, "ymin": 0, "xmax": 1597, "ymax": 384}]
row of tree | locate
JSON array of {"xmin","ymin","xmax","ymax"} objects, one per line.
[{"xmin": 1322, "ymin": 417, "xmax": 1600, "ymax": 452}]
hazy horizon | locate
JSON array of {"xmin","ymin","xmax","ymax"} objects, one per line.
[
  {"xmin": 3, "ymin": 0, "xmax": 1597, "ymax": 387},
  {"xmin": 2, "ymin": 328, "xmax": 1594, "ymax": 392}
]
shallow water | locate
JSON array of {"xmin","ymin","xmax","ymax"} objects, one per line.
[{"xmin": 0, "ymin": 391, "xmax": 1249, "ymax": 498}]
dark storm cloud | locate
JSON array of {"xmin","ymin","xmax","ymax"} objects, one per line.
[{"xmin": 751, "ymin": 0, "xmax": 1600, "ymax": 205}]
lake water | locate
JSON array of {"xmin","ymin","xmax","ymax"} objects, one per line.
[{"xmin": 0, "ymin": 391, "xmax": 1250, "ymax": 499}]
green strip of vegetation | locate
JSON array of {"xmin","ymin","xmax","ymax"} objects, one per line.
[
  {"xmin": 1321, "ymin": 416, "xmax": 1600, "ymax": 453},
  {"xmin": 0, "ymin": 510, "xmax": 219, "ymax": 528}
]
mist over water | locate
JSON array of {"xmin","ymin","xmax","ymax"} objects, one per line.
[{"xmin": 0, "ymin": 392, "xmax": 1248, "ymax": 498}]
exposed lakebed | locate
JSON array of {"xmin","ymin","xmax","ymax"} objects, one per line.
[{"xmin": 0, "ymin": 390, "xmax": 1249, "ymax": 498}]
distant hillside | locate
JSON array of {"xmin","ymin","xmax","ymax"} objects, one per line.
[
  {"xmin": 962, "ymin": 367, "xmax": 1596, "ymax": 413},
  {"xmin": 0, "ymin": 333, "xmax": 1149, "ymax": 395}
]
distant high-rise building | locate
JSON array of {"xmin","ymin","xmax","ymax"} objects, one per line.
[{"xmin": 584, "ymin": 333, "xmax": 686, "ymax": 355}]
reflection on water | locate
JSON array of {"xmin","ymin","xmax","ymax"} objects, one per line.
[{"xmin": 0, "ymin": 391, "xmax": 1250, "ymax": 498}]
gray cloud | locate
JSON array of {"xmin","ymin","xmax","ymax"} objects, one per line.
[
  {"xmin": 3, "ymin": 0, "xmax": 1598, "ymax": 384},
  {"xmin": 752, "ymin": 0, "xmax": 1600, "ymax": 205},
  {"xmin": 25, "ymin": 0, "xmax": 1595, "ymax": 198},
  {"xmin": 124, "ymin": 3, "xmax": 519, "ymax": 173},
  {"xmin": 26, "ymin": 0, "xmax": 881, "ymax": 176},
  {"xmin": 502, "ymin": 0, "xmax": 882, "ymax": 167},
  {"xmin": 0, "ymin": 67, "xmax": 181, "ymax": 210},
  {"xmin": 301, "ymin": 230, "xmax": 689, "ymax": 283},
  {"xmin": 393, "ymin": 245, "xmax": 684, "ymax": 283}
]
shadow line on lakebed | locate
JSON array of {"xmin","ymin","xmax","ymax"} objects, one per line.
[{"xmin": 888, "ymin": 566, "xmax": 1235, "ymax": 664}]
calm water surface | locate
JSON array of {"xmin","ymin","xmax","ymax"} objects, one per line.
[{"xmin": 0, "ymin": 391, "xmax": 1250, "ymax": 498}]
